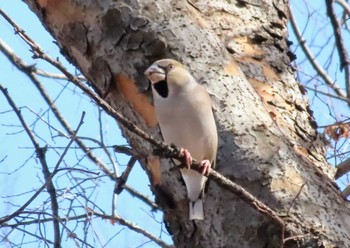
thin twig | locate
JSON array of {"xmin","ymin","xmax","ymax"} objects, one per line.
[
  {"xmin": 335, "ymin": 158, "xmax": 350, "ymax": 179},
  {"xmin": 0, "ymin": 40, "xmax": 158, "ymax": 209},
  {"xmin": 114, "ymin": 156, "xmax": 138, "ymax": 194},
  {"xmin": 3, "ymin": 211, "xmax": 174, "ymax": 248},
  {"xmin": 335, "ymin": 0, "xmax": 350, "ymax": 17},
  {"xmin": 289, "ymin": 5, "xmax": 346, "ymax": 98},
  {"xmin": 35, "ymin": 69, "xmax": 86, "ymax": 81},
  {"xmin": 0, "ymin": 39, "xmax": 114, "ymax": 177},
  {"xmin": 286, "ymin": 181, "xmax": 307, "ymax": 215},
  {"xmin": 303, "ymin": 85, "xmax": 350, "ymax": 104},
  {"xmin": 284, "ymin": 234, "xmax": 314, "ymax": 244},
  {"xmin": 14, "ymin": 226, "xmax": 54, "ymax": 245},
  {"xmin": 93, "ymin": 212, "xmax": 174, "ymax": 248},
  {"xmin": 0, "ymin": 85, "xmax": 86, "ymax": 247},
  {"xmin": 97, "ymin": 108, "xmax": 119, "ymax": 178},
  {"xmin": 123, "ymin": 185, "xmax": 159, "ymax": 210},
  {"xmin": 0, "ymin": 8, "xmax": 164, "ymax": 149},
  {"xmin": 341, "ymin": 184, "xmax": 350, "ymax": 198},
  {"xmin": 0, "ymin": 85, "xmax": 85, "ymax": 241},
  {"xmin": 0, "ymin": 38, "xmax": 158, "ymax": 211},
  {"xmin": 114, "ymin": 145, "xmax": 140, "ymax": 156},
  {"xmin": 325, "ymin": 0, "xmax": 350, "ymax": 99},
  {"xmin": 56, "ymin": 167, "xmax": 100, "ymax": 175}
]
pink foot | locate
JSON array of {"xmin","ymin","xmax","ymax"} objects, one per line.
[
  {"xmin": 199, "ymin": 160, "xmax": 211, "ymax": 176},
  {"xmin": 180, "ymin": 148, "xmax": 192, "ymax": 168}
]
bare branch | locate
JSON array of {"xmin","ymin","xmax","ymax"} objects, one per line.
[
  {"xmin": 286, "ymin": 181, "xmax": 308, "ymax": 215},
  {"xmin": 97, "ymin": 108, "xmax": 119, "ymax": 178},
  {"xmin": 335, "ymin": 158, "xmax": 350, "ymax": 179},
  {"xmin": 0, "ymin": 39, "xmax": 114, "ymax": 177},
  {"xmin": 0, "ymin": 37, "xmax": 159, "ymax": 213},
  {"xmin": 35, "ymin": 69, "xmax": 86, "ymax": 81},
  {"xmin": 0, "ymin": 85, "xmax": 86, "ymax": 247},
  {"xmin": 92, "ymin": 212, "xmax": 174, "ymax": 248},
  {"xmin": 303, "ymin": 85, "xmax": 350, "ymax": 104},
  {"xmin": 0, "ymin": 8, "xmax": 164, "ymax": 150},
  {"xmin": 289, "ymin": 5, "xmax": 347, "ymax": 98},
  {"xmin": 114, "ymin": 145, "xmax": 140, "ymax": 156},
  {"xmin": 123, "ymin": 185, "xmax": 159, "ymax": 210},
  {"xmin": 325, "ymin": 0, "xmax": 350, "ymax": 98},
  {"xmin": 341, "ymin": 184, "xmax": 350, "ymax": 198},
  {"xmin": 210, "ymin": 169, "xmax": 285, "ymax": 243},
  {"xmin": 114, "ymin": 156, "xmax": 138, "ymax": 195},
  {"xmin": 14, "ymin": 226, "xmax": 54, "ymax": 245},
  {"xmin": 0, "ymin": 86, "xmax": 50, "ymax": 224},
  {"xmin": 3, "ymin": 211, "xmax": 173, "ymax": 248},
  {"xmin": 335, "ymin": 0, "xmax": 350, "ymax": 17}
]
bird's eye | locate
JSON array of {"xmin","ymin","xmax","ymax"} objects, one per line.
[{"xmin": 168, "ymin": 64, "xmax": 174, "ymax": 70}]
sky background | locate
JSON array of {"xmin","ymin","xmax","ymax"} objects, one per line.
[{"xmin": 0, "ymin": 1, "xmax": 349, "ymax": 247}]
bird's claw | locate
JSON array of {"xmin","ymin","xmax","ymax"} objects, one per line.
[
  {"xmin": 199, "ymin": 160, "xmax": 211, "ymax": 176},
  {"xmin": 180, "ymin": 148, "xmax": 192, "ymax": 169},
  {"xmin": 180, "ymin": 149, "xmax": 211, "ymax": 175}
]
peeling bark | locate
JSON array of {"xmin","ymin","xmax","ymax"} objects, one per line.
[{"xmin": 24, "ymin": 0, "xmax": 350, "ymax": 247}]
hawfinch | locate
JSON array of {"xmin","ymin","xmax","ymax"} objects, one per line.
[{"xmin": 145, "ymin": 59, "xmax": 218, "ymax": 220}]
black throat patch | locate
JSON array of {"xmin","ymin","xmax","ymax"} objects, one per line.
[{"xmin": 153, "ymin": 80, "xmax": 168, "ymax": 98}]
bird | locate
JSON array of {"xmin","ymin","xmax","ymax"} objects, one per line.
[{"xmin": 144, "ymin": 59, "xmax": 218, "ymax": 220}]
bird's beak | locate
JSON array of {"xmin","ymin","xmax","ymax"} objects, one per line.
[{"xmin": 144, "ymin": 64, "xmax": 166, "ymax": 83}]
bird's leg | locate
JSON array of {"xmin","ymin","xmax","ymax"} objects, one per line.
[
  {"xmin": 180, "ymin": 148, "xmax": 192, "ymax": 169},
  {"xmin": 199, "ymin": 160, "xmax": 211, "ymax": 176}
]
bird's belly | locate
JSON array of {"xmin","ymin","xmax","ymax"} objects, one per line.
[{"xmin": 156, "ymin": 103, "xmax": 208, "ymax": 161}]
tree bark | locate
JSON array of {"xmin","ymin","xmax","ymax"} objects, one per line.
[{"xmin": 24, "ymin": 0, "xmax": 350, "ymax": 247}]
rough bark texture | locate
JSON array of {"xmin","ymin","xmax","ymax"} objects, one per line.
[{"xmin": 25, "ymin": 0, "xmax": 350, "ymax": 247}]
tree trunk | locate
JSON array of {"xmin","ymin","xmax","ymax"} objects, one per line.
[{"xmin": 24, "ymin": 0, "xmax": 350, "ymax": 247}]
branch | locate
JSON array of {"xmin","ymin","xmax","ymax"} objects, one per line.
[
  {"xmin": 3, "ymin": 211, "xmax": 174, "ymax": 248},
  {"xmin": 0, "ymin": 84, "xmax": 87, "ymax": 247},
  {"xmin": 0, "ymin": 8, "xmax": 164, "ymax": 149},
  {"xmin": 335, "ymin": 157, "xmax": 350, "ymax": 179},
  {"xmin": 0, "ymin": 39, "xmax": 114, "ymax": 178},
  {"xmin": 97, "ymin": 108, "xmax": 119, "ymax": 178},
  {"xmin": 325, "ymin": 0, "xmax": 350, "ymax": 99},
  {"xmin": 35, "ymin": 69, "xmax": 86, "ymax": 81},
  {"xmin": 326, "ymin": 0, "xmax": 350, "ymax": 71},
  {"xmin": 303, "ymin": 85, "xmax": 350, "ymax": 104},
  {"xmin": 0, "ymin": 7, "xmax": 284, "ymax": 242},
  {"xmin": 0, "ymin": 86, "xmax": 54, "ymax": 220},
  {"xmin": 335, "ymin": 0, "xmax": 350, "ymax": 17},
  {"xmin": 0, "ymin": 165, "xmax": 54, "ymax": 225},
  {"xmin": 289, "ymin": 5, "xmax": 347, "ymax": 98},
  {"xmin": 14, "ymin": 226, "xmax": 54, "ymax": 245},
  {"xmin": 341, "ymin": 184, "xmax": 350, "ymax": 198},
  {"xmin": 93, "ymin": 212, "xmax": 174, "ymax": 248},
  {"xmin": 0, "ymin": 38, "xmax": 159, "ymax": 213},
  {"xmin": 114, "ymin": 156, "xmax": 138, "ymax": 194},
  {"xmin": 123, "ymin": 185, "xmax": 159, "ymax": 210}
]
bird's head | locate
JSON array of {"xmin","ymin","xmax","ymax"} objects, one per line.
[{"xmin": 144, "ymin": 59, "xmax": 195, "ymax": 98}]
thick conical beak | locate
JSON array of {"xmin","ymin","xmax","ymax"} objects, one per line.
[
  {"xmin": 144, "ymin": 64, "xmax": 164, "ymax": 76},
  {"xmin": 144, "ymin": 64, "xmax": 166, "ymax": 83}
]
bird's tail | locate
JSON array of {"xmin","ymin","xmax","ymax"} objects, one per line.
[{"xmin": 189, "ymin": 199, "xmax": 204, "ymax": 220}]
